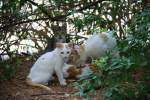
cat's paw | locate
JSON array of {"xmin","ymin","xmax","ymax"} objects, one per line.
[{"xmin": 60, "ymin": 80, "xmax": 67, "ymax": 86}]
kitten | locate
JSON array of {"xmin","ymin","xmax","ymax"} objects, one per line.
[
  {"xmin": 63, "ymin": 63, "xmax": 80, "ymax": 78},
  {"xmin": 26, "ymin": 43, "xmax": 72, "ymax": 91},
  {"xmin": 63, "ymin": 63, "xmax": 97, "ymax": 79},
  {"xmin": 71, "ymin": 32, "xmax": 117, "ymax": 66}
]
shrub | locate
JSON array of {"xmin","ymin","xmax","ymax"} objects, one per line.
[{"xmin": 74, "ymin": 7, "xmax": 150, "ymax": 100}]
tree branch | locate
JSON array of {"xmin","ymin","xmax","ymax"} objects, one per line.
[
  {"xmin": 26, "ymin": 0, "xmax": 55, "ymax": 20},
  {"xmin": 0, "ymin": 0, "xmax": 104, "ymax": 31},
  {"xmin": 77, "ymin": 0, "xmax": 103, "ymax": 12},
  {"xmin": 0, "ymin": 17, "xmax": 49, "ymax": 31}
]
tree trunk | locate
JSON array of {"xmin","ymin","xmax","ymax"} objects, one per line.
[{"xmin": 42, "ymin": 21, "xmax": 69, "ymax": 54}]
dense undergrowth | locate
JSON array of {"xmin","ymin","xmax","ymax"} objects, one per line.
[
  {"xmin": 0, "ymin": 55, "xmax": 36, "ymax": 81},
  {"xmin": 0, "ymin": 58, "xmax": 21, "ymax": 81},
  {"xmin": 75, "ymin": 8, "xmax": 150, "ymax": 100}
]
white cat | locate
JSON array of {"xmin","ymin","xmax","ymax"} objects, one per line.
[
  {"xmin": 26, "ymin": 43, "xmax": 72, "ymax": 91},
  {"xmin": 72, "ymin": 32, "xmax": 117, "ymax": 66}
]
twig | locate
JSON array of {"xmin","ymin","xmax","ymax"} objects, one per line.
[{"xmin": 31, "ymin": 92, "xmax": 68, "ymax": 96}]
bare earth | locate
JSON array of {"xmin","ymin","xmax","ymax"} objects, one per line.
[{"xmin": 0, "ymin": 58, "xmax": 104, "ymax": 100}]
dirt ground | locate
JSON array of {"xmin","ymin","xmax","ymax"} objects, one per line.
[{"xmin": 0, "ymin": 58, "xmax": 104, "ymax": 100}]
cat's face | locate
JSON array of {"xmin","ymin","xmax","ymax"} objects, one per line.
[
  {"xmin": 67, "ymin": 44, "xmax": 84, "ymax": 65},
  {"xmin": 56, "ymin": 43, "xmax": 73, "ymax": 62}
]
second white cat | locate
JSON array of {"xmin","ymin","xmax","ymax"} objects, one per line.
[{"xmin": 72, "ymin": 32, "xmax": 117, "ymax": 66}]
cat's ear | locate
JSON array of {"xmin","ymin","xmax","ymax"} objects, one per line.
[
  {"xmin": 79, "ymin": 44, "xmax": 85, "ymax": 51},
  {"xmin": 99, "ymin": 32, "xmax": 108, "ymax": 42},
  {"xmin": 68, "ymin": 42, "xmax": 74, "ymax": 48},
  {"xmin": 56, "ymin": 43, "xmax": 64, "ymax": 48}
]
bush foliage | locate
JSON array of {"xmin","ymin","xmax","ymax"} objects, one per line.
[{"xmin": 75, "ymin": 7, "xmax": 150, "ymax": 100}]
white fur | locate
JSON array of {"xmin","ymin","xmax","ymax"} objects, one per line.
[
  {"xmin": 76, "ymin": 32, "xmax": 116, "ymax": 66},
  {"xmin": 28, "ymin": 43, "xmax": 71, "ymax": 86}
]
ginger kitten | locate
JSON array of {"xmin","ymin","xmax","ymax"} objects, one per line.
[{"xmin": 63, "ymin": 63, "xmax": 97, "ymax": 79}]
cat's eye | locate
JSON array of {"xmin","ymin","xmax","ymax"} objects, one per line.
[
  {"xmin": 60, "ymin": 52, "xmax": 64, "ymax": 54},
  {"xmin": 67, "ymin": 51, "xmax": 70, "ymax": 54}
]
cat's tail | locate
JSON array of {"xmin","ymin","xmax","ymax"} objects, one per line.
[{"xmin": 26, "ymin": 78, "xmax": 52, "ymax": 92}]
